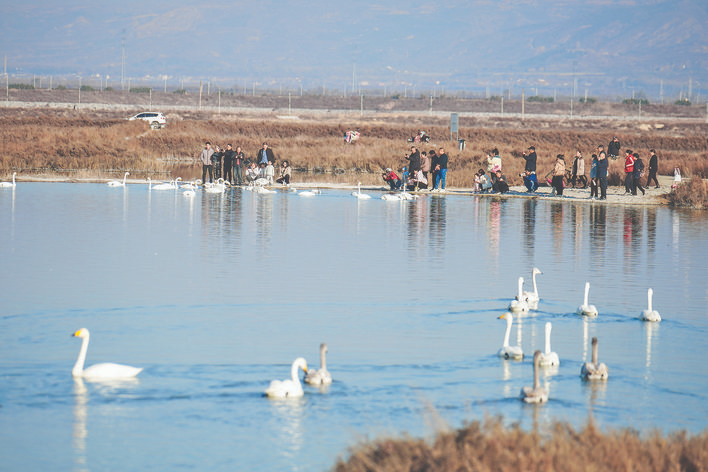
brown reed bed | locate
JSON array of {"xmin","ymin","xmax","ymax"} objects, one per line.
[
  {"xmin": 333, "ymin": 417, "xmax": 708, "ymax": 472},
  {"xmin": 664, "ymin": 177, "xmax": 708, "ymax": 209},
  {"xmin": 1, "ymin": 110, "xmax": 707, "ymax": 191}
]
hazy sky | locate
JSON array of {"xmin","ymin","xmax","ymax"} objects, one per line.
[{"xmin": 1, "ymin": 1, "xmax": 705, "ymax": 96}]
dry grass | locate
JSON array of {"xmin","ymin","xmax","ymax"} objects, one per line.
[
  {"xmin": 334, "ymin": 417, "xmax": 708, "ymax": 472},
  {"xmin": 1, "ymin": 110, "xmax": 707, "ymax": 189},
  {"xmin": 664, "ymin": 177, "xmax": 708, "ymax": 209}
]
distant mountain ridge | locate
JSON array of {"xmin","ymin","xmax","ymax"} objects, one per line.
[{"xmin": 1, "ymin": 0, "xmax": 705, "ymax": 99}]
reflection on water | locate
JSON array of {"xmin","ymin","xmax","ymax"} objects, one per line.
[
  {"xmin": 269, "ymin": 398, "xmax": 306, "ymax": 467},
  {"xmin": 73, "ymin": 379, "xmax": 88, "ymax": 472},
  {"xmin": 487, "ymin": 200, "xmax": 502, "ymax": 258},
  {"xmin": 550, "ymin": 202, "xmax": 563, "ymax": 259}
]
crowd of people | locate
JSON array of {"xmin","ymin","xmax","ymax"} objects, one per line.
[
  {"xmin": 198, "ymin": 141, "xmax": 292, "ymax": 186},
  {"xmin": 381, "ymin": 145, "xmax": 450, "ymax": 192}
]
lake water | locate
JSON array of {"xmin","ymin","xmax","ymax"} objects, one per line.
[{"xmin": 1, "ymin": 183, "xmax": 707, "ymax": 471}]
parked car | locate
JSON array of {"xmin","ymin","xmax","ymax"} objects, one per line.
[{"xmin": 128, "ymin": 112, "xmax": 166, "ymax": 129}]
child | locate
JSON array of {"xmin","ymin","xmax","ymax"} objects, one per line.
[{"xmin": 265, "ymin": 162, "xmax": 275, "ymax": 184}]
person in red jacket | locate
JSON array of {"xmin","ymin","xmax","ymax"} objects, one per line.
[
  {"xmin": 624, "ymin": 149, "xmax": 635, "ymax": 195},
  {"xmin": 382, "ymin": 168, "xmax": 401, "ymax": 190}
]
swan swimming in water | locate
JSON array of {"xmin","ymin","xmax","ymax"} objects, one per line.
[
  {"xmin": 0, "ymin": 172, "xmax": 17, "ymax": 188},
  {"xmin": 497, "ymin": 313, "xmax": 524, "ymax": 360},
  {"xmin": 265, "ymin": 357, "xmax": 308, "ymax": 398},
  {"xmin": 71, "ymin": 328, "xmax": 143, "ymax": 379},
  {"xmin": 107, "ymin": 172, "xmax": 129, "ymax": 187},
  {"xmin": 299, "ymin": 189, "xmax": 321, "ymax": 196},
  {"xmin": 352, "ymin": 182, "xmax": 371, "ymax": 199},
  {"xmin": 581, "ymin": 336, "xmax": 609, "ymax": 380},
  {"xmin": 151, "ymin": 178, "xmax": 178, "ymax": 190},
  {"xmin": 521, "ymin": 350, "xmax": 548, "ymax": 403},
  {"xmin": 518, "ymin": 268, "xmax": 542, "ymax": 304},
  {"xmin": 640, "ymin": 288, "xmax": 661, "ymax": 322},
  {"xmin": 508, "ymin": 277, "xmax": 530, "ymax": 313},
  {"xmin": 538, "ymin": 322, "xmax": 559, "ymax": 366},
  {"xmin": 576, "ymin": 282, "xmax": 598, "ymax": 317},
  {"xmin": 304, "ymin": 343, "xmax": 332, "ymax": 385}
]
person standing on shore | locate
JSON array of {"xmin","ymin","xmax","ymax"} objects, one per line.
[
  {"xmin": 597, "ymin": 151, "xmax": 608, "ymax": 200},
  {"xmin": 571, "ymin": 150, "xmax": 587, "ymax": 189},
  {"xmin": 434, "ymin": 147, "xmax": 448, "ymax": 192},
  {"xmin": 199, "ymin": 142, "xmax": 214, "ymax": 184},
  {"xmin": 487, "ymin": 148, "xmax": 502, "ymax": 174},
  {"xmin": 608, "ymin": 136, "xmax": 621, "ymax": 160},
  {"xmin": 428, "ymin": 150, "xmax": 439, "ymax": 192},
  {"xmin": 632, "ymin": 152, "xmax": 646, "ymax": 195},
  {"xmin": 589, "ymin": 154, "xmax": 599, "ymax": 199},
  {"xmin": 211, "ymin": 145, "xmax": 223, "ymax": 181},
  {"xmin": 405, "ymin": 146, "xmax": 421, "ymax": 173},
  {"xmin": 257, "ymin": 142, "xmax": 275, "ymax": 165},
  {"xmin": 520, "ymin": 146, "xmax": 537, "ymax": 173},
  {"xmin": 420, "ymin": 151, "xmax": 430, "ymax": 184},
  {"xmin": 647, "ymin": 149, "xmax": 660, "ymax": 188},
  {"xmin": 624, "ymin": 149, "xmax": 635, "ymax": 194},
  {"xmin": 233, "ymin": 146, "xmax": 245, "ymax": 185},
  {"xmin": 223, "ymin": 144, "xmax": 235, "ymax": 184},
  {"xmin": 551, "ymin": 154, "xmax": 566, "ymax": 196}
]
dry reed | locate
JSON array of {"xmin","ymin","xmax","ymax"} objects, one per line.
[
  {"xmin": 334, "ymin": 417, "xmax": 708, "ymax": 472},
  {"xmin": 664, "ymin": 177, "xmax": 708, "ymax": 209}
]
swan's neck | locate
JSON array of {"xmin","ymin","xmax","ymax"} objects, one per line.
[
  {"xmin": 290, "ymin": 362, "xmax": 302, "ymax": 384},
  {"xmin": 584, "ymin": 283, "xmax": 590, "ymax": 306},
  {"xmin": 320, "ymin": 349, "xmax": 327, "ymax": 370},
  {"xmin": 517, "ymin": 278, "xmax": 524, "ymax": 298},
  {"xmin": 545, "ymin": 324, "xmax": 552, "ymax": 354},
  {"xmin": 72, "ymin": 335, "xmax": 89, "ymax": 377},
  {"xmin": 532, "ymin": 273, "xmax": 538, "ymax": 295},
  {"xmin": 503, "ymin": 316, "xmax": 512, "ymax": 347},
  {"xmin": 647, "ymin": 289, "xmax": 653, "ymax": 312},
  {"xmin": 591, "ymin": 341, "xmax": 599, "ymax": 365},
  {"xmin": 533, "ymin": 355, "xmax": 540, "ymax": 389}
]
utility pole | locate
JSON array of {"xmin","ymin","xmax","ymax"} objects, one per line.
[{"xmin": 121, "ymin": 30, "xmax": 126, "ymax": 91}]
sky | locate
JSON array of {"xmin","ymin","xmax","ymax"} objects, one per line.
[{"xmin": 1, "ymin": 0, "xmax": 706, "ymax": 98}]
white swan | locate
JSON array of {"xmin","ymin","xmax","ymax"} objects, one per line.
[
  {"xmin": 521, "ymin": 350, "xmax": 548, "ymax": 403},
  {"xmin": 519, "ymin": 268, "xmax": 542, "ymax": 304},
  {"xmin": 538, "ymin": 322, "xmax": 559, "ymax": 366},
  {"xmin": 151, "ymin": 178, "xmax": 177, "ymax": 190},
  {"xmin": 204, "ymin": 178, "xmax": 228, "ymax": 194},
  {"xmin": 576, "ymin": 282, "xmax": 598, "ymax": 317},
  {"xmin": 509, "ymin": 277, "xmax": 530, "ymax": 313},
  {"xmin": 183, "ymin": 188, "xmax": 196, "ymax": 197},
  {"xmin": 581, "ymin": 336, "xmax": 609, "ymax": 380},
  {"xmin": 497, "ymin": 313, "xmax": 524, "ymax": 360},
  {"xmin": 0, "ymin": 172, "xmax": 17, "ymax": 188},
  {"xmin": 107, "ymin": 172, "xmax": 129, "ymax": 187},
  {"xmin": 640, "ymin": 288, "xmax": 661, "ymax": 322},
  {"xmin": 71, "ymin": 328, "xmax": 143, "ymax": 379},
  {"xmin": 352, "ymin": 182, "xmax": 371, "ymax": 199},
  {"xmin": 304, "ymin": 343, "xmax": 332, "ymax": 386},
  {"xmin": 299, "ymin": 189, "xmax": 321, "ymax": 196},
  {"xmin": 265, "ymin": 357, "xmax": 308, "ymax": 398}
]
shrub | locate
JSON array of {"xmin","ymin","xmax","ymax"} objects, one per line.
[
  {"xmin": 9, "ymin": 83, "xmax": 35, "ymax": 90},
  {"xmin": 173, "ymin": 89, "xmax": 187, "ymax": 95},
  {"xmin": 55, "ymin": 85, "xmax": 67, "ymax": 90},
  {"xmin": 579, "ymin": 97, "xmax": 597, "ymax": 103},
  {"xmin": 129, "ymin": 87, "xmax": 152, "ymax": 94},
  {"xmin": 675, "ymin": 99, "xmax": 691, "ymax": 106},
  {"xmin": 104, "ymin": 87, "xmax": 114, "ymax": 92},
  {"xmin": 623, "ymin": 98, "xmax": 649, "ymax": 105},
  {"xmin": 80, "ymin": 85, "xmax": 95, "ymax": 92},
  {"xmin": 528, "ymin": 95, "xmax": 554, "ymax": 103},
  {"xmin": 664, "ymin": 177, "xmax": 708, "ymax": 209}
]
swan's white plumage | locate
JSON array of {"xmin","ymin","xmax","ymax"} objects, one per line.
[
  {"xmin": 521, "ymin": 351, "xmax": 548, "ymax": 403},
  {"xmin": 509, "ymin": 277, "xmax": 530, "ymax": 313},
  {"xmin": 0, "ymin": 172, "xmax": 17, "ymax": 188},
  {"xmin": 538, "ymin": 322, "xmax": 559, "ymax": 366},
  {"xmin": 577, "ymin": 282, "xmax": 598, "ymax": 316},
  {"xmin": 71, "ymin": 328, "xmax": 142, "ymax": 379},
  {"xmin": 304, "ymin": 343, "xmax": 332, "ymax": 386},
  {"xmin": 265, "ymin": 357, "xmax": 308, "ymax": 398},
  {"xmin": 497, "ymin": 313, "xmax": 524, "ymax": 360},
  {"xmin": 352, "ymin": 182, "xmax": 371, "ymax": 199},
  {"xmin": 640, "ymin": 288, "xmax": 661, "ymax": 322},
  {"xmin": 298, "ymin": 189, "xmax": 321, "ymax": 196},
  {"xmin": 518, "ymin": 268, "xmax": 542, "ymax": 304},
  {"xmin": 581, "ymin": 337, "xmax": 609, "ymax": 380},
  {"xmin": 107, "ymin": 172, "xmax": 129, "ymax": 187}
]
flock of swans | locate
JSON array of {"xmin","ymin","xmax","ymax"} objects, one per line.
[{"xmin": 497, "ymin": 267, "xmax": 661, "ymax": 403}]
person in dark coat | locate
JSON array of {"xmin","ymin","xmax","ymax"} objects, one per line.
[
  {"xmin": 405, "ymin": 146, "xmax": 421, "ymax": 173},
  {"xmin": 608, "ymin": 136, "xmax": 621, "ymax": 160},
  {"xmin": 223, "ymin": 144, "xmax": 235, "ymax": 183},
  {"xmin": 596, "ymin": 151, "xmax": 609, "ymax": 200},
  {"xmin": 257, "ymin": 142, "xmax": 275, "ymax": 165},
  {"xmin": 647, "ymin": 149, "xmax": 660, "ymax": 188},
  {"xmin": 521, "ymin": 146, "xmax": 537, "ymax": 172}
]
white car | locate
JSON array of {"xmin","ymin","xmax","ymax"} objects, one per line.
[{"xmin": 129, "ymin": 112, "xmax": 166, "ymax": 129}]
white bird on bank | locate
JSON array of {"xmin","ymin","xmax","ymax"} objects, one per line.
[
  {"xmin": 265, "ymin": 357, "xmax": 308, "ymax": 398},
  {"xmin": 519, "ymin": 268, "xmax": 543, "ymax": 305},
  {"xmin": 640, "ymin": 288, "xmax": 662, "ymax": 322},
  {"xmin": 581, "ymin": 336, "xmax": 609, "ymax": 380},
  {"xmin": 509, "ymin": 277, "xmax": 530, "ymax": 313},
  {"xmin": 107, "ymin": 172, "xmax": 129, "ymax": 187},
  {"xmin": 577, "ymin": 282, "xmax": 598, "ymax": 317},
  {"xmin": 538, "ymin": 322, "xmax": 559, "ymax": 367},
  {"xmin": 497, "ymin": 313, "xmax": 524, "ymax": 360},
  {"xmin": 521, "ymin": 350, "xmax": 548, "ymax": 403},
  {"xmin": 352, "ymin": 182, "xmax": 371, "ymax": 199},
  {"xmin": 0, "ymin": 172, "xmax": 17, "ymax": 188},
  {"xmin": 304, "ymin": 343, "xmax": 332, "ymax": 386},
  {"xmin": 71, "ymin": 328, "xmax": 143, "ymax": 380}
]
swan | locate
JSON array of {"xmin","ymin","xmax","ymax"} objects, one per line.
[
  {"xmin": 151, "ymin": 178, "xmax": 177, "ymax": 190},
  {"xmin": 0, "ymin": 172, "xmax": 17, "ymax": 188},
  {"xmin": 253, "ymin": 185, "xmax": 276, "ymax": 194},
  {"xmin": 183, "ymin": 188, "xmax": 196, "ymax": 197},
  {"xmin": 497, "ymin": 313, "xmax": 524, "ymax": 360},
  {"xmin": 352, "ymin": 182, "xmax": 371, "ymax": 199},
  {"xmin": 577, "ymin": 282, "xmax": 598, "ymax": 317},
  {"xmin": 640, "ymin": 288, "xmax": 661, "ymax": 322},
  {"xmin": 299, "ymin": 189, "xmax": 321, "ymax": 196},
  {"xmin": 107, "ymin": 172, "xmax": 129, "ymax": 187},
  {"xmin": 538, "ymin": 322, "xmax": 559, "ymax": 366},
  {"xmin": 204, "ymin": 179, "xmax": 228, "ymax": 194},
  {"xmin": 509, "ymin": 277, "xmax": 530, "ymax": 313},
  {"xmin": 71, "ymin": 328, "xmax": 143, "ymax": 379},
  {"xmin": 581, "ymin": 336, "xmax": 609, "ymax": 380},
  {"xmin": 304, "ymin": 343, "xmax": 332, "ymax": 386},
  {"xmin": 265, "ymin": 357, "xmax": 308, "ymax": 398},
  {"xmin": 518, "ymin": 268, "xmax": 542, "ymax": 304},
  {"xmin": 521, "ymin": 350, "xmax": 548, "ymax": 403}
]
